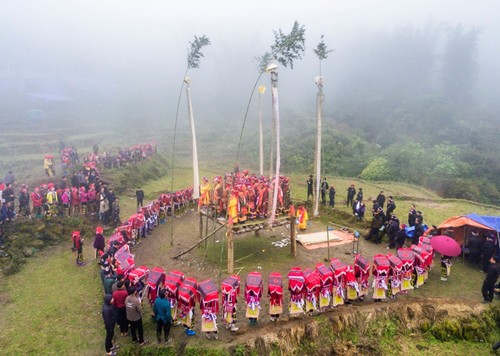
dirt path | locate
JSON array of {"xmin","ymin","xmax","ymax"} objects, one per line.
[{"xmin": 127, "ymin": 208, "xmax": 489, "ymax": 350}]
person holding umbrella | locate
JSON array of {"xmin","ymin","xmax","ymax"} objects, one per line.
[{"xmin": 430, "ymin": 235, "xmax": 462, "ymax": 282}]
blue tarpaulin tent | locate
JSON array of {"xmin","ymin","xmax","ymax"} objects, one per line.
[{"xmin": 465, "ymin": 213, "xmax": 500, "ymax": 232}]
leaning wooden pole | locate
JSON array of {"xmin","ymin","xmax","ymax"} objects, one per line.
[
  {"xmin": 199, "ymin": 210, "xmax": 203, "ymax": 241},
  {"xmin": 173, "ymin": 223, "xmax": 226, "ymax": 259}
]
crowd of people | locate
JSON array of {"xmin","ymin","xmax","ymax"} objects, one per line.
[
  {"xmin": 198, "ymin": 170, "xmax": 292, "ymax": 224},
  {"xmin": 90, "ymin": 179, "xmax": 448, "ymax": 354},
  {"xmin": 0, "ymin": 141, "xmax": 158, "ymax": 238}
]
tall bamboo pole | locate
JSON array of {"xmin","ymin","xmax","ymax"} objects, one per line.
[
  {"xmin": 258, "ymin": 85, "xmax": 266, "ymax": 176},
  {"xmin": 313, "ymin": 77, "xmax": 324, "ymax": 217},
  {"xmin": 185, "ymin": 80, "xmax": 200, "ymax": 205},
  {"xmin": 268, "ymin": 64, "xmax": 280, "ymax": 225}
]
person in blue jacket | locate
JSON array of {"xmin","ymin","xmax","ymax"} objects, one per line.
[{"xmin": 153, "ymin": 288, "xmax": 172, "ymax": 344}]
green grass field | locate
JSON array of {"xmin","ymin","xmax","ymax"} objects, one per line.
[{"xmin": 0, "ymin": 164, "xmax": 499, "ymax": 355}]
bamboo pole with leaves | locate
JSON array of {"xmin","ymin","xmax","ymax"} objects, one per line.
[
  {"xmin": 235, "ymin": 53, "xmax": 272, "ymax": 169},
  {"xmin": 169, "ymin": 35, "xmax": 211, "ymax": 246},
  {"xmin": 268, "ymin": 21, "xmax": 306, "ymax": 224},
  {"xmin": 313, "ymin": 35, "xmax": 333, "ymax": 217},
  {"xmin": 258, "ymin": 84, "xmax": 266, "ymax": 176}
]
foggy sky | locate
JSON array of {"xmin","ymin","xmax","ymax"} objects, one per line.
[{"xmin": 1, "ymin": 0, "xmax": 499, "ymax": 128}]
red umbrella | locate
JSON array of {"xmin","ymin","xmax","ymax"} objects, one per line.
[{"xmin": 430, "ymin": 235, "xmax": 461, "ymax": 257}]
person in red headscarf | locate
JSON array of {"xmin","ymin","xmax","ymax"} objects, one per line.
[
  {"xmin": 72, "ymin": 230, "xmax": 85, "ymax": 266},
  {"xmin": 93, "ymin": 226, "xmax": 105, "ymax": 259}
]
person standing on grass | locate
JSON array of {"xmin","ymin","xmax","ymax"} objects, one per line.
[
  {"xmin": 71, "ymin": 230, "xmax": 85, "ymax": 266},
  {"xmin": 320, "ymin": 178, "xmax": 329, "ymax": 205},
  {"xmin": 136, "ymin": 187, "xmax": 144, "ymax": 209},
  {"xmin": 112, "ymin": 281, "xmax": 129, "ymax": 337},
  {"xmin": 102, "ymin": 294, "xmax": 119, "ymax": 356},
  {"xmin": 346, "ymin": 184, "xmax": 356, "ymax": 208},
  {"xmin": 153, "ymin": 289, "xmax": 173, "ymax": 345},
  {"xmin": 125, "ymin": 286, "xmax": 148, "ymax": 346},
  {"xmin": 306, "ymin": 175, "xmax": 313, "ymax": 201},
  {"xmin": 93, "ymin": 226, "xmax": 105, "ymax": 259},
  {"xmin": 386, "ymin": 196, "xmax": 396, "ymax": 216},
  {"xmin": 482, "ymin": 256, "xmax": 500, "ymax": 303},
  {"xmin": 329, "ymin": 185, "xmax": 336, "ymax": 208},
  {"xmin": 412, "ymin": 217, "xmax": 424, "ymax": 245},
  {"xmin": 482, "ymin": 234, "xmax": 497, "ymax": 273},
  {"xmin": 103, "ymin": 270, "xmax": 117, "ymax": 295}
]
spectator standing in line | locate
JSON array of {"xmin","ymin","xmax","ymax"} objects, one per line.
[
  {"xmin": 18, "ymin": 187, "xmax": 31, "ymax": 218},
  {"xmin": 93, "ymin": 226, "xmax": 105, "ymax": 259},
  {"xmin": 103, "ymin": 270, "xmax": 117, "ymax": 295},
  {"xmin": 4, "ymin": 171, "xmax": 15, "ymax": 186},
  {"xmin": 329, "ymin": 185, "xmax": 336, "ymax": 208},
  {"xmin": 356, "ymin": 188, "xmax": 363, "ymax": 203},
  {"xmin": 386, "ymin": 196, "xmax": 396, "ymax": 216},
  {"xmin": 346, "ymin": 184, "xmax": 356, "ymax": 208},
  {"xmin": 112, "ymin": 281, "xmax": 129, "ymax": 337},
  {"xmin": 376, "ymin": 191, "xmax": 386, "ymax": 209},
  {"xmin": 125, "ymin": 286, "xmax": 148, "ymax": 346},
  {"xmin": 3, "ymin": 184, "xmax": 15, "ymax": 211},
  {"xmin": 136, "ymin": 187, "xmax": 144, "ymax": 209},
  {"xmin": 412, "ymin": 217, "xmax": 425, "ymax": 245},
  {"xmin": 153, "ymin": 289, "xmax": 173, "ymax": 345},
  {"xmin": 102, "ymin": 294, "xmax": 119, "ymax": 356},
  {"xmin": 408, "ymin": 204, "xmax": 417, "ymax": 227},
  {"xmin": 320, "ymin": 178, "xmax": 329, "ymax": 205}
]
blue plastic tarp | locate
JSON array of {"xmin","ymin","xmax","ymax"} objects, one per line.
[
  {"xmin": 404, "ymin": 224, "xmax": 428, "ymax": 238},
  {"xmin": 465, "ymin": 213, "xmax": 500, "ymax": 232}
]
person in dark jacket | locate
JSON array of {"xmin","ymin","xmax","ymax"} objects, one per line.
[
  {"xmin": 102, "ymin": 294, "xmax": 118, "ymax": 355},
  {"xmin": 306, "ymin": 175, "xmax": 314, "ymax": 201},
  {"xmin": 136, "ymin": 187, "xmax": 145, "ymax": 209},
  {"xmin": 93, "ymin": 226, "xmax": 105, "ymax": 259},
  {"xmin": 356, "ymin": 188, "xmax": 363, "ymax": 203},
  {"xmin": 412, "ymin": 218, "xmax": 424, "ymax": 245},
  {"xmin": 408, "ymin": 204, "xmax": 417, "ymax": 227},
  {"xmin": 328, "ymin": 185, "xmax": 336, "ymax": 208},
  {"xmin": 153, "ymin": 289, "xmax": 172, "ymax": 344},
  {"xmin": 365, "ymin": 211, "xmax": 383, "ymax": 242},
  {"xmin": 395, "ymin": 225, "xmax": 408, "ymax": 250},
  {"xmin": 482, "ymin": 234, "xmax": 497, "ymax": 273},
  {"xmin": 386, "ymin": 196, "xmax": 396, "ymax": 216},
  {"xmin": 482, "ymin": 256, "xmax": 500, "ymax": 303},
  {"xmin": 386, "ymin": 216, "xmax": 399, "ymax": 249},
  {"xmin": 376, "ymin": 191, "xmax": 386, "ymax": 209},
  {"xmin": 346, "ymin": 184, "xmax": 356, "ymax": 207},
  {"xmin": 468, "ymin": 232, "xmax": 483, "ymax": 266}
]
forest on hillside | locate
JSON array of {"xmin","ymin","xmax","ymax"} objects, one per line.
[{"xmin": 235, "ymin": 24, "xmax": 500, "ymax": 205}]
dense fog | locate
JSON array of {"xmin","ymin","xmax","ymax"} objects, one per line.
[{"xmin": 1, "ymin": 0, "xmax": 499, "ymax": 127}]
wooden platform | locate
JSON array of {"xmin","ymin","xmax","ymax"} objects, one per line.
[{"xmin": 200, "ymin": 210, "xmax": 290, "ymax": 234}]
